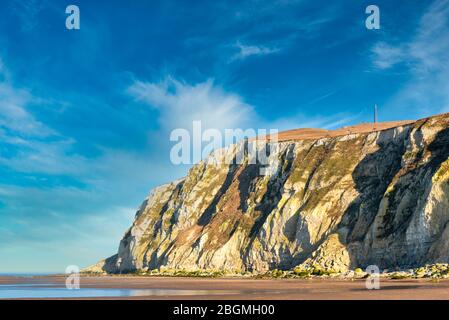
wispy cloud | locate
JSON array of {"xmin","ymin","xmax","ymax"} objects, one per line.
[
  {"xmin": 0, "ymin": 63, "xmax": 86, "ymax": 175},
  {"xmin": 230, "ymin": 41, "xmax": 280, "ymax": 61},
  {"xmin": 371, "ymin": 0, "xmax": 449, "ymax": 74},
  {"xmin": 10, "ymin": 0, "xmax": 48, "ymax": 31},
  {"xmin": 0, "ymin": 82, "xmax": 54, "ymax": 138},
  {"xmin": 306, "ymin": 90, "xmax": 339, "ymax": 106},
  {"xmin": 181, "ymin": 1, "xmax": 340, "ymax": 66},
  {"xmin": 371, "ymin": 42, "xmax": 405, "ymax": 70},
  {"xmin": 371, "ymin": 0, "xmax": 449, "ymax": 116},
  {"xmin": 128, "ymin": 76, "xmax": 256, "ymax": 131}
]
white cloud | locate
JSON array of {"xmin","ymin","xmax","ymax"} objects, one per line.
[
  {"xmin": 0, "ymin": 82, "xmax": 55, "ymax": 138},
  {"xmin": 0, "ymin": 68, "xmax": 87, "ymax": 175},
  {"xmin": 231, "ymin": 42, "xmax": 280, "ymax": 61},
  {"xmin": 372, "ymin": 0, "xmax": 449, "ymax": 74},
  {"xmin": 371, "ymin": 42, "xmax": 405, "ymax": 70},
  {"xmin": 371, "ymin": 0, "xmax": 449, "ymax": 116},
  {"xmin": 128, "ymin": 77, "xmax": 256, "ymax": 131}
]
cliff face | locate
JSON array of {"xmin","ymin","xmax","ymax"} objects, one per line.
[{"xmin": 89, "ymin": 114, "xmax": 449, "ymax": 273}]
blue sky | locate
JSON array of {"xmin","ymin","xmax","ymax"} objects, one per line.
[{"xmin": 0, "ymin": 0, "xmax": 448, "ymax": 273}]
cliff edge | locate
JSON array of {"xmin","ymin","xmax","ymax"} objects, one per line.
[{"xmin": 86, "ymin": 113, "xmax": 449, "ymax": 273}]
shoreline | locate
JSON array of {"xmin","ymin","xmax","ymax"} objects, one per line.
[{"xmin": 2, "ymin": 275, "xmax": 449, "ymax": 300}]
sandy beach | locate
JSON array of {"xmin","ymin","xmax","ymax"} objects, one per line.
[{"xmin": 2, "ymin": 275, "xmax": 449, "ymax": 300}]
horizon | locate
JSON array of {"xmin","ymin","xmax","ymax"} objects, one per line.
[{"xmin": 1, "ymin": 0, "xmax": 449, "ymax": 273}]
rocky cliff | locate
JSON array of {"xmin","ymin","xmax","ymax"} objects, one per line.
[{"xmin": 87, "ymin": 113, "xmax": 449, "ymax": 273}]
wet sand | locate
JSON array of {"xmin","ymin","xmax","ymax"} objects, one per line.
[{"xmin": 2, "ymin": 275, "xmax": 449, "ymax": 300}]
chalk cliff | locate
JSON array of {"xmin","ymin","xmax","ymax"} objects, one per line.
[{"xmin": 87, "ymin": 114, "xmax": 449, "ymax": 273}]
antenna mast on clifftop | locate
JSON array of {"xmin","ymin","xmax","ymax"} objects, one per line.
[
  {"xmin": 374, "ymin": 104, "xmax": 378, "ymax": 123},
  {"xmin": 373, "ymin": 104, "xmax": 378, "ymax": 131}
]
